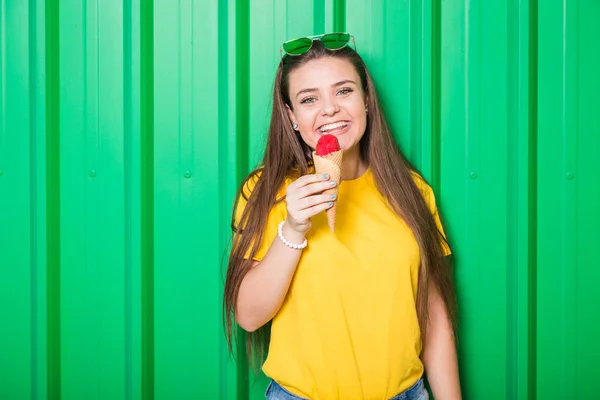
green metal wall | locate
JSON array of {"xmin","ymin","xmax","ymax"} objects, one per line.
[{"xmin": 1, "ymin": 0, "xmax": 599, "ymax": 399}]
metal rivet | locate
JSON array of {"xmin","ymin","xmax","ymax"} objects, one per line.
[
  {"xmin": 89, "ymin": 170, "xmax": 96, "ymax": 177},
  {"xmin": 184, "ymin": 171, "xmax": 192, "ymax": 178},
  {"xmin": 566, "ymin": 172, "xmax": 574, "ymax": 180},
  {"xmin": 470, "ymin": 172, "xmax": 478, "ymax": 179}
]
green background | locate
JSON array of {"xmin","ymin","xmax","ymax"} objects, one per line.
[{"xmin": 1, "ymin": 0, "xmax": 599, "ymax": 399}]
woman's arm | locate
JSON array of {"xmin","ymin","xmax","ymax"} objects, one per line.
[
  {"xmin": 422, "ymin": 280, "xmax": 462, "ymax": 399},
  {"xmin": 235, "ymin": 223, "xmax": 306, "ymax": 332},
  {"xmin": 235, "ymin": 174, "xmax": 335, "ymax": 332}
]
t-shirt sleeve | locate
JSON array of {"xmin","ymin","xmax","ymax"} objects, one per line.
[
  {"xmin": 413, "ymin": 174, "xmax": 452, "ymax": 256},
  {"xmin": 234, "ymin": 174, "xmax": 286, "ymax": 261}
]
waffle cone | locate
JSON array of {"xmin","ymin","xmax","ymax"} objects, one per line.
[{"xmin": 312, "ymin": 149, "xmax": 343, "ymax": 232}]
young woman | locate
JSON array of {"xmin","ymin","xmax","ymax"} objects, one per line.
[{"xmin": 224, "ymin": 33, "xmax": 461, "ymax": 400}]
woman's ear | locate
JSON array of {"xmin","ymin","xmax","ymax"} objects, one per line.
[{"xmin": 285, "ymin": 104, "xmax": 298, "ymax": 130}]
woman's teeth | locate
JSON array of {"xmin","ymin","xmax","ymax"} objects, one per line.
[{"xmin": 319, "ymin": 121, "xmax": 348, "ymax": 133}]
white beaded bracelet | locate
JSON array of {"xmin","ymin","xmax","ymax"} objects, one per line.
[{"xmin": 277, "ymin": 221, "xmax": 308, "ymax": 250}]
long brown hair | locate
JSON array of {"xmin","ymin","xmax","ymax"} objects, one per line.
[{"xmin": 223, "ymin": 41, "xmax": 457, "ymax": 368}]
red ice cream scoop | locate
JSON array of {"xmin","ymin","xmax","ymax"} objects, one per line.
[{"xmin": 315, "ymin": 134, "xmax": 341, "ymax": 156}]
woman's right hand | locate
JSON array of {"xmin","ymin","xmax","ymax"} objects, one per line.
[{"xmin": 285, "ymin": 173, "xmax": 337, "ymax": 234}]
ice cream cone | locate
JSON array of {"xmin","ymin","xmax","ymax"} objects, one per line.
[{"xmin": 312, "ymin": 149, "xmax": 343, "ymax": 232}]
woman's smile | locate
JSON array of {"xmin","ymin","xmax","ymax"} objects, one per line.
[{"xmin": 317, "ymin": 120, "xmax": 351, "ymax": 135}]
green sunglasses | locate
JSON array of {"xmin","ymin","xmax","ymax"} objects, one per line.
[{"xmin": 280, "ymin": 32, "xmax": 356, "ymax": 58}]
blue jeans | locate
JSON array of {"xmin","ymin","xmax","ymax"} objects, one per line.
[{"xmin": 265, "ymin": 377, "xmax": 430, "ymax": 400}]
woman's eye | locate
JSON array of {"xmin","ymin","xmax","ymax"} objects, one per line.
[
  {"xmin": 337, "ymin": 88, "xmax": 353, "ymax": 95},
  {"xmin": 300, "ymin": 97, "xmax": 317, "ymax": 104}
]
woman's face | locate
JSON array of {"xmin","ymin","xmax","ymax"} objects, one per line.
[{"xmin": 286, "ymin": 57, "xmax": 367, "ymax": 152}]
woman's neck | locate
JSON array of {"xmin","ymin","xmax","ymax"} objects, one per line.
[{"xmin": 340, "ymin": 144, "xmax": 368, "ymax": 181}]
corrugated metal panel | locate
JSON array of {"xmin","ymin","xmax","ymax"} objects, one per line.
[
  {"xmin": 537, "ymin": 1, "xmax": 600, "ymax": 399},
  {"xmin": 57, "ymin": 0, "xmax": 134, "ymax": 398},
  {"xmin": 1, "ymin": 1, "xmax": 599, "ymax": 399},
  {"xmin": 152, "ymin": 0, "xmax": 237, "ymax": 398},
  {"xmin": 440, "ymin": 1, "xmax": 533, "ymax": 398},
  {"xmin": 1, "ymin": 0, "xmax": 49, "ymax": 398}
]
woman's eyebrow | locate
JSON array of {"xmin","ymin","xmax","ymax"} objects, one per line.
[
  {"xmin": 333, "ymin": 79, "xmax": 356, "ymax": 87},
  {"xmin": 296, "ymin": 87, "xmax": 318, "ymax": 99},
  {"xmin": 295, "ymin": 80, "xmax": 357, "ymax": 99}
]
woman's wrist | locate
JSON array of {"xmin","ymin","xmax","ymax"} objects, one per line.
[{"xmin": 279, "ymin": 221, "xmax": 308, "ymax": 249}]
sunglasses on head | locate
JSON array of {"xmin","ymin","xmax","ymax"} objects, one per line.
[{"xmin": 280, "ymin": 32, "xmax": 356, "ymax": 58}]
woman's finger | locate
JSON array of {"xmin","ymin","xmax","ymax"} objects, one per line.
[
  {"xmin": 297, "ymin": 193, "xmax": 336, "ymax": 211},
  {"xmin": 295, "ymin": 179, "xmax": 337, "ymax": 200},
  {"xmin": 296, "ymin": 201, "xmax": 334, "ymax": 221}
]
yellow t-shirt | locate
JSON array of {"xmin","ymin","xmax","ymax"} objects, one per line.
[{"xmin": 235, "ymin": 168, "xmax": 449, "ymax": 400}]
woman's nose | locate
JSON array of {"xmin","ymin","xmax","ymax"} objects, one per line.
[{"xmin": 321, "ymin": 98, "xmax": 340, "ymax": 116}]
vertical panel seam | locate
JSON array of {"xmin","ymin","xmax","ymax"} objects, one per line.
[
  {"xmin": 409, "ymin": 0, "xmax": 421, "ymax": 167},
  {"xmin": 217, "ymin": 0, "xmax": 230, "ymax": 397},
  {"xmin": 235, "ymin": 0, "xmax": 248, "ymax": 176},
  {"xmin": 1, "ymin": 0, "xmax": 5, "ymax": 154},
  {"xmin": 29, "ymin": 0, "xmax": 39, "ymax": 397},
  {"xmin": 140, "ymin": 0, "xmax": 154, "ymax": 397},
  {"xmin": 45, "ymin": 0, "xmax": 61, "ymax": 398},
  {"xmin": 528, "ymin": 0, "xmax": 538, "ymax": 397},
  {"xmin": 123, "ymin": 0, "xmax": 133, "ymax": 398},
  {"xmin": 333, "ymin": 0, "xmax": 345, "ymax": 33},
  {"xmin": 506, "ymin": 0, "xmax": 519, "ymax": 397},
  {"xmin": 431, "ymin": 0, "xmax": 441, "ymax": 190},
  {"xmin": 313, "ymin": 0, "xmax": 325, "ymax": 34},
  {"xmin": 234, "ymin": 0, "xmax": 250, "ymax": 397}
]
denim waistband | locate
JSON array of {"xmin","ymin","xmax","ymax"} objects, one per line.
[{"xmin": 265, "ymin": 377, "xmax": 429, "ymax": 400}]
